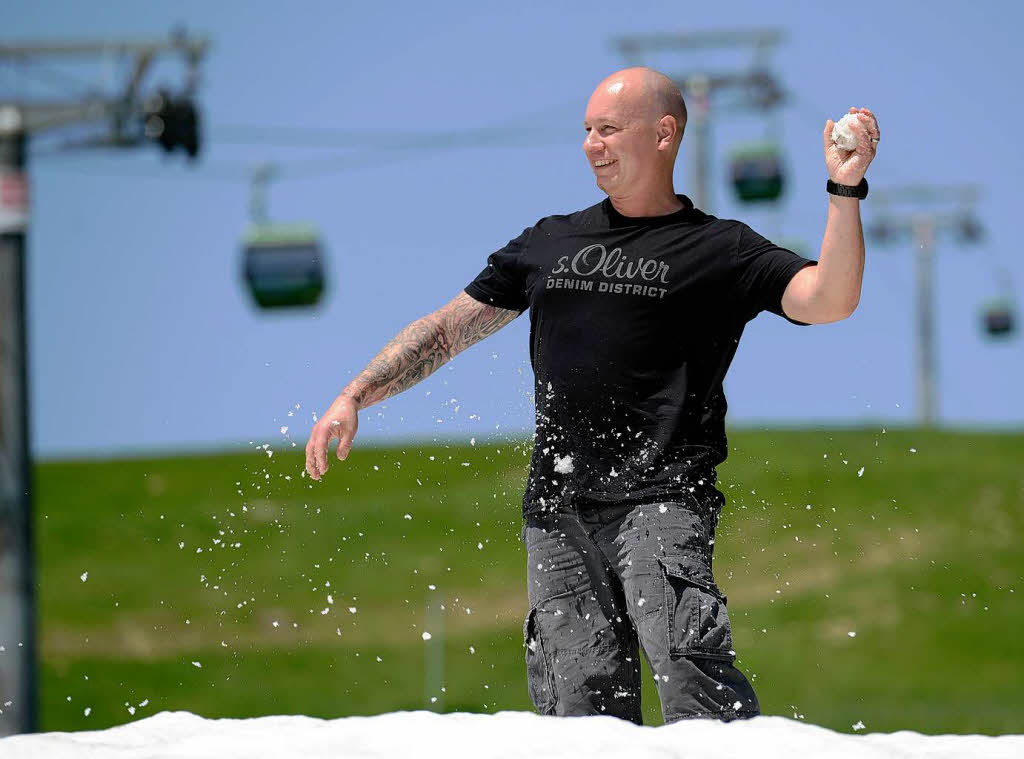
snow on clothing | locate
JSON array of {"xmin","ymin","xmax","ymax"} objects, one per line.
[
  {"xmin": 464, "ymin": 193, "xmax": 817, "ymax": 518},
  {"xmin": 466, "ymin": 194, "xmax": 814, "ymax": 721},
  {"xmin": 522, "ymin": 492, "xmax": 759, "ymax": 722}
]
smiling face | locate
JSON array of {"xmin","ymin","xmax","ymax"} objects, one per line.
[{"xmin": 583, "ymin": 68, "xmax": 685, "ymax": 200}]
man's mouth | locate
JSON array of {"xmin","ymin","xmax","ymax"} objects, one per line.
[{"xmin": 593, "ymin": 159, "xmax": 617, "ymax": 169}]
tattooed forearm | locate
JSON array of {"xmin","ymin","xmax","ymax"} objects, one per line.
[{"xmin": 341, "ymin": 291, "xmax": 520, "ymax": 410}]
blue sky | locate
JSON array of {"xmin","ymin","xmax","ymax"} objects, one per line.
[{"xmin": 5, "ymin": 0, "xmax": 1022, "ymax": 461}]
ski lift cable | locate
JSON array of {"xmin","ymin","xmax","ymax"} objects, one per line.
[
  {"xmin": 26, "ymin": 125, "xmax": 582, "ymax": 183},
  {"xmin": 209, "ymin": 97, "xmax": 586, "ymax": 150},
  {"xmin": 24, "ymin": 97, "xmax": 587, "ymax": 180}
]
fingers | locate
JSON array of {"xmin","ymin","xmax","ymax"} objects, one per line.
[
  {"xmin": 823, "ymin": 119, "xmax": 834, "ymax": 151},
  {"xmin": 305, "ymin": 414, "xmax": 357, "ymax": 480},
  {"xmin": 851, "ymin": 106, "xmax": 880, "ymax": 137},
  {"xmin": 336, "ymin": 431, "xmax": 354, "ymax": 461},
  {"xmin": 305, "ymin": 427, "xmax": 328, "ymax": 481},
  {"xmin": 304, "ymin": 433, "xmax": 315, "ymax": 480}
]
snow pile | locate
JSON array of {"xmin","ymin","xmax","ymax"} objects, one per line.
[{"xmin": 3, "ymin": 710, "xmax": 1023, "ymax": 759}]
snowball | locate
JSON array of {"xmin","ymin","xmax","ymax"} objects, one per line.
[{"xmin": 831, "ymin": 113, "xmax": 860, "ymax": 151}]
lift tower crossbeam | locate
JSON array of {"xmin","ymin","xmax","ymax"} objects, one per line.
[{"xmin": 613, "ymin": 27, "xmax": 786, "ymax": 213}]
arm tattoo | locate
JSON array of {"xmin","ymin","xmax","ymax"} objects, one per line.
[{"xmin": 343, "ymin": 291, "xmax": 520, "ymax": 409}]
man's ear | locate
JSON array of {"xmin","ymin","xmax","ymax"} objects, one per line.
[{"xmin": 656, "ymin": 115, "xmax": 678, "ymax": 150}]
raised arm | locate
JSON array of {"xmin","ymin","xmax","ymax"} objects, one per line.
[
  {"xmin": 781, "ymin": 107, "xmax": 879, "ymax": 324},
  {"xmin": 304, "ymin": 291, "xmax": 521, "ymax": 480}
]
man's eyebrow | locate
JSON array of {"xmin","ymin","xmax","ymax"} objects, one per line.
[{"xmin": 583, "ymin": 116, "xmax": 619, "ymax": 126}]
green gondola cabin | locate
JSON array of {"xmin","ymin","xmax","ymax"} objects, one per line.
[
  {"xmin": 242, "ymin": 222, "xmax": 326, "ymax": 309},
  {"xmin": 729, "ymin": 142, "xmax": 785, "ymax": 203}
]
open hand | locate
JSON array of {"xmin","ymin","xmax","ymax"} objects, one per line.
[{"xmin": 305, "ymin": 394, "xmax": 359, "ymax": 481}]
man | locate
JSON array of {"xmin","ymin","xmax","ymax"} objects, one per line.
[{"xmin": 305, "ymin": 67, "xmax": 878, "ymax": 724}]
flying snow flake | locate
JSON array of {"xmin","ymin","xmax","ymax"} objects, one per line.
[
  {"xmin": 422, "ymin": 632, "xmax": 432, "ymax": 641},
  {"xmin": 733, "ymin": 701, "xmax": 743, "ymax": 710},
  {"xmin": 477, "ymin": 542, "xmax": 484, "ymax": 550},
  {"xmin": 553, "ymin": 454, "xmax": 574, "ymax": 474},
  {"xmin": 80, "ymin": 571, "xmax": 88, "ymax": 582},
  {"xmin": 272, "ymin": 621, "xmax": 279, "ymax": 628},
  {"xmin": 83, "ymin": 707, "xmax": 91, "ymax": 717},
  {"xmin": 280, "ymin": 426, "xmax": 288, "ymax": 435},
  {"xmin": 909, "ymin": 448, "xmax": 917, "ymax": 453},
  {"xmin": 852, "ymin": 720, "xmax": 866, "ymax": 731},
  {"xmin": 658, "ymin": 505, "xmax": 667, "ymax": 514},
  {"xmin": 348, "ymin": 607, "xmax": 357, "ymax": 614},
  {"xmin": 857, "ymin": 467, "xmax": 865, "ymax": 477},
  {"xmin": 404, "ymin": 514, "xmax": 413, "ymax": 520},
  {"xmin": 191, "ymin": 661, "xmax": 202, "ymax": 668},
  {"xmin": 848, "ymin": 631, "xmax": 857, "ymax": 638}
]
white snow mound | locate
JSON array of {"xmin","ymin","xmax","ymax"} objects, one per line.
[{"xmin": 2, "ymin": 710, "xmax": 1022, "ymax": 759}]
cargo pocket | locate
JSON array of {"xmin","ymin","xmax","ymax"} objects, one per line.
[
  {"xmin": 658, "ymin": 554, "xmax": 735, "ymax": 662},
  {"xmin": 524, "ymin": 606, "xmax": 557, "ymax": 714}
]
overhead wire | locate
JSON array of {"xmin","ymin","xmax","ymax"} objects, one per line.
[{"xmin": 26, "ymin": 97, "xmax": 587, "ymax": 182}]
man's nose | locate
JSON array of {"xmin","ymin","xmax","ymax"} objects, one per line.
[{"xmin": 583, "ymin": 130, "xmax": 603, "ymax": 153}]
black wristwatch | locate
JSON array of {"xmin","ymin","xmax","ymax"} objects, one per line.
[{"xmin": 827, "ymin": 177, "xmax": 868, "ymax": 199}]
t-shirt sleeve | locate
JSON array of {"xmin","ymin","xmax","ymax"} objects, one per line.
[
  {"xmin": 463, "ymin": 226, "xmax": 533, "ymax": 313},
  {"xmin": 732, "ymin": 223, "xmax": 819, "ymax": 326}
]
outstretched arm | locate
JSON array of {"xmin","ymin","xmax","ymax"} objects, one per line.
[{"xmin": 304, "ymin": 291, "xmax": 520, "ymax": 480}]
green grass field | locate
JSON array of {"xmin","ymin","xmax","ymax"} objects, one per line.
[{"xmin": 33, "ymin": 427, "xmax": 1024, "ymax": 735}]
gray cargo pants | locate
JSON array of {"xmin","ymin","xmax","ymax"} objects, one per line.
[{"xmin": 521, "ymin": 492, "xmax": 760, "ymax": 724}]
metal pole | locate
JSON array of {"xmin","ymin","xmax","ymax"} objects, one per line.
[
  {"xmin": 913, "ymin": 215, "xmax": 937, "ymax": 426},
  {"xmin": 424, "ymin": 598, "xmax": 444, "ymax": 711},
  {"xmin": 0, "ymin": 105, "xmax": 37, "ymax": 737},
  {"xmin": 684, "ymin": 74, "xmax": 711, "ymax": 213}
]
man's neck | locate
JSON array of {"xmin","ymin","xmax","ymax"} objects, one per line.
[{"xmin": 607, "ymin": 185, "xmax": 684, "ymax": 218}]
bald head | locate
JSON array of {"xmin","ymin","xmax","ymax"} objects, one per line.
[
  {"xmin": 593, "ymin": 67, "xmax": 687, "ymax": 142},
  {"xmin": 583, "ymin": 67, "xmax": 688, "ymax": 202}
]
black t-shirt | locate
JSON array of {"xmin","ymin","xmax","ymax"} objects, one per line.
[{"xmin": 464, "ymin": 194, "xmax": 817, "ymax": 516}]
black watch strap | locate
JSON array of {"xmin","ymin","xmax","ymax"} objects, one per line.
[{"xmin": 827, "ymin": 177, "xmax": 868, "ymax": 199}]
